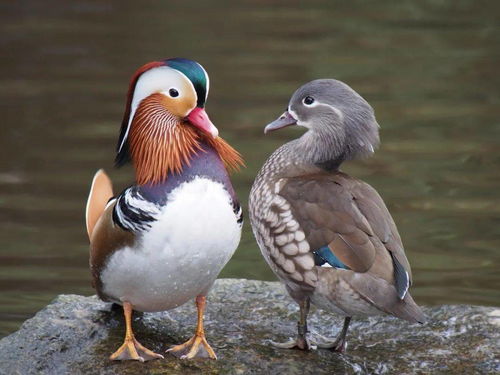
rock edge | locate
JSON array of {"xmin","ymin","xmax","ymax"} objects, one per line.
[{"xmin": 0, "ymin": 279, "xmax": 498, "ymax": 374}]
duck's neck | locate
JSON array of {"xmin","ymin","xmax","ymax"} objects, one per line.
[
  {"xmin": 263, "ymin": 129, "xmax": 346, "ymax": 179},
  {"xmin": 138, "ymin": 144, "xmax": 238, "ymax": 205},
  {"xmin": 297, "ymin": 128, "xmax": 347, "ymax": 170},
  {"xmin": 128, "ymin": 93, "xmax": 242, "ymax": 185}
]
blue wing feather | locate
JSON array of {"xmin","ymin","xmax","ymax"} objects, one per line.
[{"xmin": 313, "ymin": 246, "xmax": 350, "ymax": 269}]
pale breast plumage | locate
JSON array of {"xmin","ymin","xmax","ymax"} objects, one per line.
[{"xmin": 101, "ymin": 177, "xmax": 241, "ymax": 312}]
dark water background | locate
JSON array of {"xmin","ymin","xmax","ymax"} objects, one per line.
[{"xmin": 0, "ymin": 1, "xmax": 499, "ymax": 337}]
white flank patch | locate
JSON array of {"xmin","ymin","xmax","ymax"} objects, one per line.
[{"xmin": 101, "ymin": 178, "xmax": 241, "ymax": 312}]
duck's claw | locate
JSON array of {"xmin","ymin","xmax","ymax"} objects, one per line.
[
  {"xmin": 316, "ymin": 337, "xmax": 347, "ymax": 353},
  {"xmin": 316, "ymin": 317, "xmax": 351, "ymax": 353},
  {"xmin": 270, "ymin": 336, "xmax": 316, "ymax": 351},
  {"xmin": 110, "ymin": 337, "xmax": 164, "ymax": 362},
  {"xmin": 109, "ymin": 301, "xmax": 163, "ymax": 362},
  {"xmin": 167, "ymin": 334, "xmax": 217, "ymax": 360},
  {"xmin": 167, "ymin": 295, "xmax": 217, "ymax": 360}
]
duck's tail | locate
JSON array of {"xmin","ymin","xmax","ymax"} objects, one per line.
[
  {"xmin": 394, "ymin": 292, "xmax": 426, "ymax": 324},
  {"xmin": 344, "ymin": 272, "xmax": 426, "ymax": 324}
]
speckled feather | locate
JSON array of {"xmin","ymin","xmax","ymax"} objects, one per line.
[
  {"xmin": 250, "ymin": 143, "xmax": 423, "ymax": 322},
  {"xmin": 249, "ymin": 79, "xmax": 424, "ymax": 324}
]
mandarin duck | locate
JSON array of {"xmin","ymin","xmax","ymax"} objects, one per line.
[
  {"xmin": 85, "ymin": 58, "xmax": 243, "ymax": 361},
  {"xmin": 249, "ymin": 79, "xmax": 424, "ymax": 353}
]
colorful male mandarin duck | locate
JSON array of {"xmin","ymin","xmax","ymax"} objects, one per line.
[
  {"xmin": 249, "ymin": 79, "xmax": 424, "ymax": 352},
  {"xmin": 85, "ymin": 58, "xmax": 243, "ymax": 361}
]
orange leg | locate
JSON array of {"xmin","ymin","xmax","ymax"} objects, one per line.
[
  {"xmin": 167, "ymin": 295, "xmax": 217, "ymax": 360},
  {"xmin": 109, "ymin": 302, "xmax": 164, "ymax": 362}
]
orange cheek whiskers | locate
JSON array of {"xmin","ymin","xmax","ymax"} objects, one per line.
[
  {"xmin": 128, "ymin": 93, "xmax": 244, "ymax": 185},
  {"xmin": 206, "ymin": 136, "xmax": 245, "ymax": 172}
]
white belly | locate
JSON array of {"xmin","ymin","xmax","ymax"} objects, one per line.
[{"xmin": 100, "ymin": 178, "xmax": 241, "ymax": 312}]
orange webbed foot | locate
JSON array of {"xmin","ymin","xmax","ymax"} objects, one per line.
[
  {"xmin": 166, "ymin": 295, "xmax": 217, "ymax": 360},
  {"xmin": 110, "ymin": 336, "xmax": 164, "ymax": 362},
  {"xmin": 109, "ymin": 301, "xmax": 164, "ymax": 362},
  {"xmin": 167, "ymin": 334, "xmax": 217, "ymax": 360}
]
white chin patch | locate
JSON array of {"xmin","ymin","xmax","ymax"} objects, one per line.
[
  {"xmin": 288, "ymin": 107, "xmax": 299, "ymax": 121},
  {"xmin": 288, "ymin": 107, "xmax": 311, "ymax": 128}
]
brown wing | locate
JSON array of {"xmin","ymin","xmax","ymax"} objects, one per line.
[
  {"xmin": 85, "ymin": 169, "xmax": 114, "ymax": 239},
  {"xmin": 349, "ymin": 177, "xmax": 412, "ymax": 283},
  {"xmin": 89, "ymin": 200, "xmax": 134, "ymax": 299},
  {"xmin": 280, "ymin": 171, "xmax": 412, "ymax": 283},
  {"xmin": 85, "ymin": 171, "xmax": 134, "ymax": 299}
]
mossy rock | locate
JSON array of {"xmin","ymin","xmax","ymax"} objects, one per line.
[{"xmin": 0, "ymin": 279, "xmax": 498, "ymax": 374}]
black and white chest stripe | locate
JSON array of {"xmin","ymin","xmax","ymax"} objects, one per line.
[
  {"xmin": 113, "ymin": 181, "xmax": 241, "ymax": 232},
  {"xmin": 112, "ymin": 187, "xmax": 161, "ymax": 232},
  {"xmin": 232, "ymin": 201, "xmax": 243, "ymax": 226}
]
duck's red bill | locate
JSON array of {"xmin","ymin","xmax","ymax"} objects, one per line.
[{"xmin": 187, "ymin": 107, "xmax": 219, "ymax": 138}]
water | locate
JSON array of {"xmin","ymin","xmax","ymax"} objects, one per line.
[{"xmin": 0, "ymin": 1, "xmax": 499, "ymax": 337}]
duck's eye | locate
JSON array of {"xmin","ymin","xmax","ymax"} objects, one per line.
[
  {"xmin": 169, "ymin": 88, "xmax": 179, "ymax": 98},
  {"xmin": 303, "ymin": 96, "xmax": 315, "ymax": 105}
]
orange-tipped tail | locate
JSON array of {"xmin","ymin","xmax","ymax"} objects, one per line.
[{"xmin": 85, "ymin": 169, "xmax": 114, "ymax": 240}]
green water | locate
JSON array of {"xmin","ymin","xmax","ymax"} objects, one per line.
[{"xmin": 0, "ymin": 1, "xmax": 499, "ymax": 337}]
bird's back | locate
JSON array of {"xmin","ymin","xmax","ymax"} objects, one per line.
[{"xmin": 250, "ymin": 150, "xmax": 424, "ymax": 323}]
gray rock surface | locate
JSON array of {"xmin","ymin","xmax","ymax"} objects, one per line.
[{"xmin": 0, "ymin": 279, "xmax": 498, "ymax": 374}]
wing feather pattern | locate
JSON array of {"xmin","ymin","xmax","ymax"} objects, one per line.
[{"xmin": 279, "ymin": 172, "xmax": 413, "ymax": 290}]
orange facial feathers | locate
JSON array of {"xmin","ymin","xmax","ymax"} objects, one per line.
[{"xmin": 129, "ymin": 94, "xmax": 243, "ymax": 185}]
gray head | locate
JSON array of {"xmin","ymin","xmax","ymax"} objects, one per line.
[{"xmin": 265, "ymin": 79, "xmax": 380, "ymax": 167}]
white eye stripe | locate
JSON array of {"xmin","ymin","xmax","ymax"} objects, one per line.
[
  {"xmin": 118, "ymin": 66, "xmax": 196, "ymax": 153},
  {"xmin": 302, "ymin": 100, "xmax": 344, "ymax": 120}
]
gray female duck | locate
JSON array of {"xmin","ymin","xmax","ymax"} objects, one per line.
[{"xmin": 249, "ymin": 79, "xmax": 425, "ymax": 352}]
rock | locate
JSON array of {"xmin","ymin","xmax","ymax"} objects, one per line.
[{"xmin": 0, "ymin": 279, "xmax": 498, "ymax": 374}]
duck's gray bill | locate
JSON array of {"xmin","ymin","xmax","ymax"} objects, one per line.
[{"xmin": 264, "ymin": 111, "xmax": 297, "ymax": 134}]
